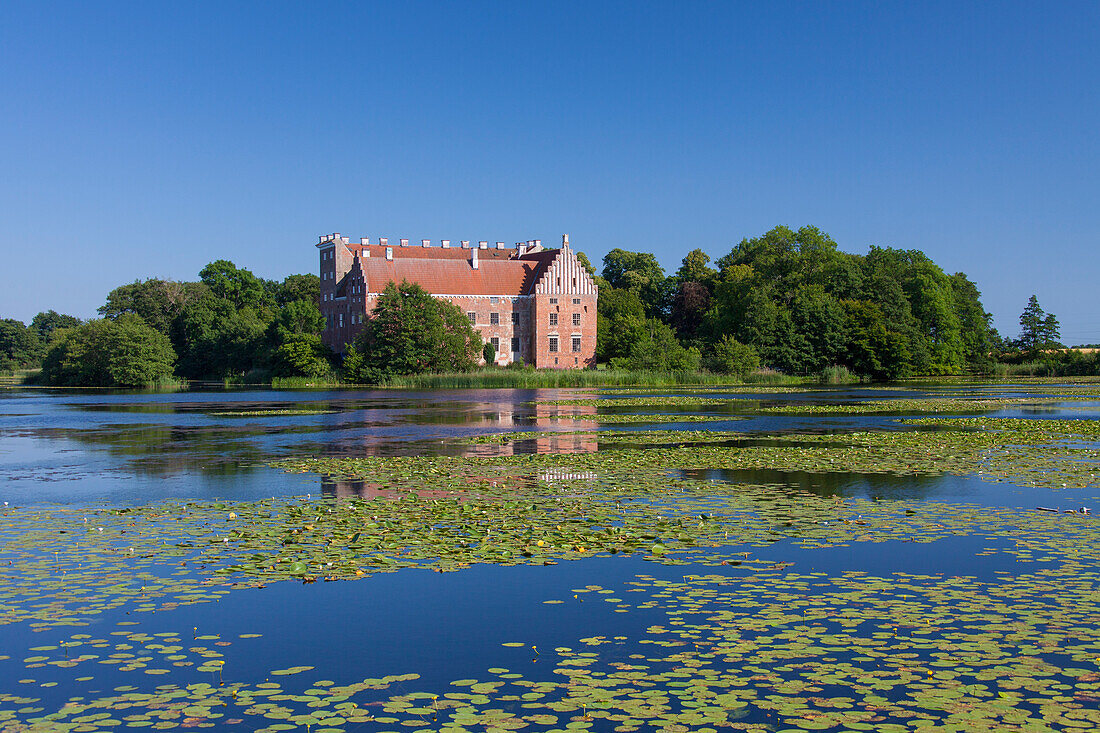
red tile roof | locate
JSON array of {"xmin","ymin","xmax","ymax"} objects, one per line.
[{"xmin": 356, "ymin": 248, "xmax": 557, "ymax": 296}]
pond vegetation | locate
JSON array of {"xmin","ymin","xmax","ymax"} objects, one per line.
[{"xmin": 0, "ymin": 384, "xmax": 1098, "ymax": 731}]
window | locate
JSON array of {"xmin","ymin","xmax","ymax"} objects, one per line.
[
  {"xmin": 549, "ymin": 313, "xmax": 558, "ymax": 326},
  {"xmin": 549, "ymin": 297, "xmax": 558, "ymax": 304},
  {"xmin": 467, "ymin": 312, "xmax": 476, "ymax": 323},
  {"xmin": 490, "ymin": 312, "xmax": 499, "ymax": 325},
  {"xmin": 548, "ymin": 336, "xmax": 559, "ymax": 353},
  {"xmin": 490, "ymin": 337, "xmax": 499, "ymax": 351},
  {"xmin": 573, "ymin": 298, "xmax": 580, "ymax": 304},
  {"xmin": 572, "ymin": 313, "xmax": 581, "ymax": 327},
  {"xmin": 511, "ymin": 312, "xmax": 519, "ymax": 325},
  {"xmin": 572, "ymin": 336, "xmax": 582, "ymax": 353},
  {"xmin": 490, "ymin": 297, "xmax": 499, "ymax": 304},
  {"xmin": 511, "ymin": 336, "xmax": 519, "ymax": 351},
  {"xmin": 338, "ymin": 313, "xmax": 344, "ymax": 327}
]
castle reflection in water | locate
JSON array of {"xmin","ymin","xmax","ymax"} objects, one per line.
[{"xmin": 322, "ymin": 401, "xmax": 599, "ymax": 500}]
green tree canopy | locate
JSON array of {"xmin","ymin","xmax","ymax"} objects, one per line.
[
  {"xmin": 343, "ymin": 281, "xmax": 482, "ymax": 382},
  {"xmin": 30, "ymin": 311, "xmax": 83, "ymax": 342},
  {"xmin": 596, "ymin": 288, "xmax": 648, "ymax": 363},
  {"xmin": 0, "ymin": 319, "xmax": 43, "ymax": 372},
  {"xmin": 703, "ymin": 335, "xmax": 759, "ymax": 377},
  {"xmin": 674, "ymin": 248, "xmax": 717, "ymax": 288},
  {"xmin": 199, "ymin": 260, "xmax": 272, "ymax": 311},
  {"xmin": 99, "ymin": 279, "xmax": 199, "ymax": 335},
  {"xmin": 41, "ymin": 315, "xmax": 176, "ymax": 387},
  {"xmin": 1017, "ymin": 295, "xmax": 1061, "ymax": 352},
  {"xmin": 609, "ymin": 318, "xmax": 701, "ymax": 372},
  {"xmin": 601, "ymin": 249, "xmax": 673, "ymax": 319}
]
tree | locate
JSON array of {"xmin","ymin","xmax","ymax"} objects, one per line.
[
  {"xmin": 596, "ymin": 288, "xmax": 647, "ymax": 363},
  {"xmin": 1041, "ymin": 313, "xmax": 1062, "ymax": 350},
  {"xmin": 174, "ymin": 288, "xmax": 270, "ymax": 378},
  {"xmin": 267, "ymin": 300, "xmax": 330, "ymax": 377},
  {"xmin": 1018, "ymin": 295, "xmax": 1047, "ymax": 352},
  {"xmin": 950, "ymin": 273, "xmax": 994, "ymax": 370},
  {"xmin": 273, "ymin": 274, "xmax": 321, "ymax": 307},
  {"xmin": 29, "ymin": 311, "xmax": 82, "ymax": 342},
  {"xmin": 482, "ymin": 341, "xmax": 496, "ymax": 365},
  {"xmin": 609, "ymin": 319, "xmax": 701, "ymax": 372},
  {"xmin": 670, "ymin": 281, "xmax": 710, "ymax": 342},
  {"xmin": 675, "ymin": 249, "xmax": 716, "ymax": 288},
  {"xmin": 575, "ymin": 252, "xmax": 597, "ymax": 278},
  {"xmin": 40, "ymin": 315, "xmax": 176, "ymax": 387},
  {"xmin": 343, "ymin": 281, "xmax": 481, "ymax": 382},
  {"xmin": 199, "ymin": 260, "xmax": 272, "ymax": 311},
  {"xmin": 703, "ymin": 335, "xmax": 759, "ymax": 377},
  {"xmin": 601, "ymin": 249, "xmax": 673, "ymax": 319},
  {"xmin": 0, "ymin": 319, "xmax": 42, "ymax": 372},
  {"xmin": 99, "ymin": 279, "xmax": 190, "ymax": 334}
]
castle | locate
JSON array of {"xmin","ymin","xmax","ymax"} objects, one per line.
[{"xmin": 317, "ymin": 233, "xmax": 599, "ymax": 369}]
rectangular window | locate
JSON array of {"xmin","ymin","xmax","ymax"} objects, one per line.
[
  {"xmin": 548, "ymin": 336, "xmax": 559, "ymax": 353},
  {"xmin": 511, "ymin": 336, "xmax": 519, "ymax": 351},
  {"xmin": 490, "ymin": 337, "xmax": 499, "ymax": 351},
  {"xmin": 573, "ymin": 298, "xmax": 581, "ymax": 304},
  {"xmin": 467, "ymin": 312, "xmax": 476, "ymax": 323},
  {"xmin": 490, "ymin": 297, "xmax": 499, "ymax": 304},
  {"xmin": 490, "ymin": 312, "xmax": 499, "ymax": 325},
  {"xmin": 549, "ymin": 313, "xmax": 558, "ymax": 326},
  {"xmin": 572, "ymin": 313, "xmax": 581, "ymax": 326},
  {"xmin": 549, "ymin": 297, "xmax": 558, "ymax": 304},
  {"xmin": 339, "ymin": 313, "xmax": 344, "ymax": 327},
  {"xmin": 511, "ymin": 312, "xmax": 519, "ymax": 325},
  {"xmin": 572, "ymin": 336, "xmax": 582, "ymax": 353}
]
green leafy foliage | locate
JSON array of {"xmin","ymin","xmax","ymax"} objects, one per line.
[
  {"xmin": 343, "ymin": 281, "xmax": 481, "ymax": 383},
  {"xmin": 703, "ymin": 334, "xmax": 759, "ymax": 376},
  {"xmin": 40, "ymin": 314, "xmax": 176, "ymax": 387},
  {"xmin": 29, "ymin": 310, "xmax": 82, "ymax": 341},
  {"xmin": 0, "ymin": 318, "xmax": 43, "ymax": 373},
  {"xmin": 700, "ymin": 227, "xmax": 989, "ymax": 377}
]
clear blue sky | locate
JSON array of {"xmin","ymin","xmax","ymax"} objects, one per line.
[{"xmin": 2, "ymin": 2, "xmax": 1097, "ymax": 343}]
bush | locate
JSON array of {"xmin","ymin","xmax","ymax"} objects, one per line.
[
  {"xmin": 703, "ymin": 335, "xmax": 759, "ymax": 377},
  {"xmin": 610, "ymin": 319, "xmax": 701, "ymax": 372},
  {"xmin": 41, "ymin": 315, "xmax": 176, "ymax": 387},
  {"xmin": 482, "ymin": 341, "xmax": 496, "ymax": 365}
]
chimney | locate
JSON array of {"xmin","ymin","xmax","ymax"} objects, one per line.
[
  {"xmin": 441, "ymin": 239, "xmax": 450, "ymax": 248},
  {"xmin": 342, "ymin": 237, "xmax": 349, "ymax": 244},
  {"xmin": 534, "ymin": 239, "xmax": 541, "ymax": 249},
  {"xmin": 479, "ymin": 241, "xmax": 488, "ymax": 250},
  {"xmin": 471, "ymin": 248, "xmax": 479, "ymax": 269},
  {"xmin": 380, "ymin": 237, "xmax": 388, "ymax": 246},
  {"xmin": 385, "ymin": 247, "xmax": 393, "ymax": 261},
  {"xmin": 364, "ymin": 249, "xmax": 370, "ymax": 257},
  {"xmin": 422, "ymin": 239, "xmax": 430, "ymax": 247},
  {"xmin": 495, "ymin": 241, "xmax": 505, "ymax": 249},
  {"xmin": 562, "ymin": 234, "xmax": 569, "ymax": 249},
  {"xmin": 518, "ymin": 243, "xmax": 528, "ymax": 257},
  {"xmin": 360, "ymin": 237, "xmax": 369, "ymax": 245},
  {"xmin": 399, "ymin": 238, "xmax": 407, "ymax": 247},
  {"xmin": 461, "ymin": 240, "xmax": 470, "ymax": 248}
]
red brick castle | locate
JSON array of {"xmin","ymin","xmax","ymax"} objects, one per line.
[{"xmin": 318, "ymin": 233, "xmax": 598, "ymax": 369}]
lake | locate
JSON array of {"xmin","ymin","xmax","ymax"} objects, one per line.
[{"xmin": 1, "ymin": 382, "xmax": 1098, "ymax": 732}]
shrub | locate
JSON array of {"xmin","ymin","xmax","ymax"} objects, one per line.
[
  {"xmin": 41, "ymin": 315, "xmax": 176, "ymax": 387},
  {"xmin": 703, "ymin": 335, "xmax": 759, "ymax": 377}
]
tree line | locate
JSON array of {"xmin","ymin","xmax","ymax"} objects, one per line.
[
  {"xmin": 590, "ymin": 225, "xmax": 998, "ymax": 378},
  {"xmin": 3, "ymin": 225, "xmax": 1095, "ymax": 386},
  {"xmin": 2, "ymin": 261, "xmax": 330, "ymax": 386}
]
